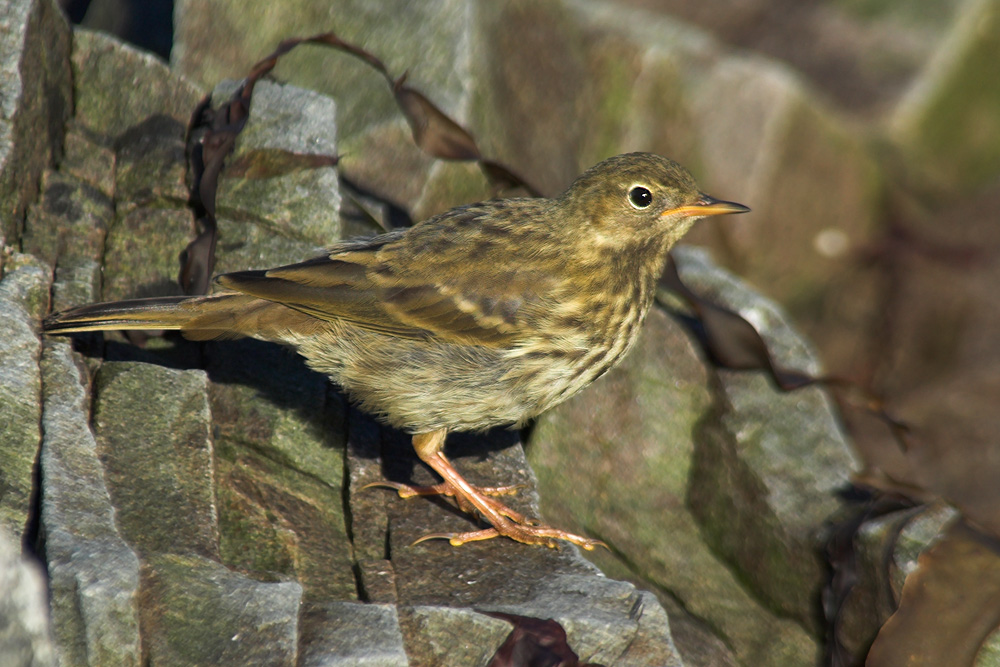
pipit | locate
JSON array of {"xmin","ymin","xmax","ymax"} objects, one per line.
[{"xmin": 45, "ymin": 152, "xmax": 748, "ymax": 549}]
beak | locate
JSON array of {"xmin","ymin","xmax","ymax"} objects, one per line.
[{"xmin": 663, "ymin": 194, "xmax": 750, "ymax": 218}]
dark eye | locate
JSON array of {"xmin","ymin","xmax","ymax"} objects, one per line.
[{"xmin": 628, "ymin": 186, "xmax": 652, "ymax": 209}]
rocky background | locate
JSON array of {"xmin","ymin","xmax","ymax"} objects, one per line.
[{"xmin": 1, "ymin": 0, "xmax": 999, "ymax": 665}]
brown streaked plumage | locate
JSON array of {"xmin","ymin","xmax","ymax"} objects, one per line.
[{"xmin": 44, "ymin": 152, "xmax": 748, "ymax": 549}]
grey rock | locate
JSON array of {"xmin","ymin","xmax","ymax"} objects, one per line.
[
  {"xmin": 397, "ymin": 606, "xmax": 510, "ymax": 667},
  {"xmin": 100, "ymin": 205, "xmax": 193, "ymax": 302},
  {"xmin": 0, "ymin": 255, "xmax": 49, "ymax": 536},
  {"xmin": 0, "ymin": 252, "xmax": 50, "ymax": 320},
  {"xmin": 0, "ymin": 527, "xmax": 56, "ymax": 667},
  {"xmin": 58, "ymin": 130, "xmax": 116, "ymax": 198},
  {"xmin": 300, "ymin": 602, "xmax": 408, "ymax": 667},
  {"xmin": 65, "ymin": 29, "xmax": 202, "ymax": 308},
  {"xmin": 21, "ymin": 168, "xmax": 113, "ymax": 269},
  {"xmin": 839, "ymin": 503, "xmax": 957, "ymax": 658},
  {"xmin": 92, "ymin": 362, "xmax": 219, "ymax": 559},
  {"xmin": 619, "ymin": 592, "xmax": 686, "ymax": 667},
  {"xmin": 70, "ymin": 28, "xmax": 203, "ymax": 140},
  {"xmin": 891, "ymin": 0, "xmax": 1000, "ymax": 192},
  {"xmin": 113, "ymin": 113, "xmax": 191, "ymax": 211},
  {"xmin": 40, "ymin": 341, "xmax": 142, "ymax": 667},
  {"xmin": 482, "ymin": 574, "xmax": 684, "ymax": 666},
  {"xmin": 345, "ymin": 412, "xmax": 394, "ymax": 570},
  {"xmin": 20, "ymin": 129, "xmax": 113, "ymax": 323},
  {"xmin": 206, "ymin": 340, "xmax": 355, "ymax": 601},
  {"xmin": 173, "ymin": 0, "xmax": 473, "ymax": 146},
  {"xmin": 210, "ymin": 79, "xmax": 342, "ymax": 271},
  {"xmin": 49, "ymin": 259, "xmax": 101, "ymax": 315},
  {"xmin": 676, "ymin": 245, "xmax": 858, "ymax": 627},
  {"xmin": 688, "ymin": 53, "xmax": 883, "ymax": 378},
  {"xmin": 0, "ymin": 0, "xmax": 72, "ymax": 245},
  {"xmin": 141, "ymin": 553, "xmax": 302, "ymax": 667}
]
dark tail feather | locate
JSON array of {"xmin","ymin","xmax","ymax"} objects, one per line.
[
  {"xmin": 44, "ymin": 292, "xmax": 324, "ymax": 342},
  {"xmin": 44, "ymin": 293, "xmax": 251, "ymax": 340},
  {"xmin": 44, "ymin": 296, "xmax": 196, "ymax": 332}
]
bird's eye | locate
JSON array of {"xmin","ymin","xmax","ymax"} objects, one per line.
[{"xmin": 628, "ymin": 186, "xmax": 652, "ymax": 209}]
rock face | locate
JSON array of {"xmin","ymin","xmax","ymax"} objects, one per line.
[
  {"xmin": 0, "ymin": 0, "xmax": 72, "ymax": 245},
  {"xmin": 0, "ymin": 526, "xmax": 56, "ymax": 667},
  {"xmin": 890, "ymin": 0, "xmax": 1000, "ymax": 192},
  {"xmin": 5, "ymin": 0, "xmax": 996, "ymax": 664}
]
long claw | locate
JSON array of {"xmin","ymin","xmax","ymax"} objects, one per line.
[
  {"xmin": 410, "ymin": 529, "xmax": 499, "ymax": 547},
  {"xmin": 410, "ymin": 523, "xmax": 607, "ymax": 551},
  {"xmin": 366, "ymin": 479, "xmax": 534, "ymax": 523},
  {"xmin": 361, "ymin": 480, "xmax": 437, "ymax": 499},
  {"xmin": 363, "ymin": 480, "xmax": 525, "ymax": 498}
]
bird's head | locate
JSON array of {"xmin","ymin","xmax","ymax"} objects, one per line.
[{"xmin": 558, "ymin": 152, "xmax": 749, "ymax": 248}]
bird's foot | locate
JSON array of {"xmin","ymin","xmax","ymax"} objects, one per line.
[
  {"xmin": 364, "ymin": 479, "xmax": 531, "ymax": 523},
  {"xmin": 381, "ymin": 431, "xmax": 605, "ymax": 550},
  {"xmin": 412, "ymin": 519, "xmax": 607, "ymax": 551},
  {"xmin": 363, "ymin": 480, "xmax": 523, "ymax": 499}
]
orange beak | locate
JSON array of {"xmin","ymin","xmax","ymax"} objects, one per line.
[{"xmin": 663, "ymin": 194, "xmax": 750, "ymax": 218}]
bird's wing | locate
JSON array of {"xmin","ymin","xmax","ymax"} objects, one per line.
[{"xmin": 217, "ymin": 206, "xmax": 560, "ymax": 346}]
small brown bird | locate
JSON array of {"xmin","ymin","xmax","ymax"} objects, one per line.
[{"xmin": 45, "ymin": 152, "xmax": 748, "ymax": 549}]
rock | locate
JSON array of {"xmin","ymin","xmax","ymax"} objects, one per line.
[
  {"xmin": 71, "ymin": 29, "xmax": 203, "ymax": 139},
  {"xmin": 113, "ymin": 114, "xmax": 191, "ymax": 212},
  {"xmin": 677, "ymin": 246, "xmax": 858, "ymax": 627},
  {"xmin": 688, "ymin": 55, "xmax": 884, "ymax": 378},
  {"xmin": 396, "ymin": 606, "xmax": 510, "ymax": 667},
  {"xmin": 21, "ymin": 168, "xmax": 113, "ymax": 269},
  {"xmin": 364, "ymin": 426, "xmax": 687, "ymax": 665},
  {"xmin": 839, "ymin": 503, "xmax": 958, "ymax": 658},
  {"xmin": 67, "ymin": 30, "xmax": 202, "ymax": 305},
  {"xmin": 173, "ymin": 0, "xmax": 484, "ymax": 223},
  {"xmin": 299, "ymin": 601, "xmax": 408, "ymax": 666},
  {"xmin": 58, "ymin": 130, "xmax": 116, "ymax": 198},
  {"xmin": 172, "ymin": 0, "xmax": 472, "ymax": 144},
  {"xmin": 210, "ymin": 79, "xmax": 342, "ymax": 272},
  {"xmin": 206, "ymin": 340, "xmax": 355, "ymax": 601},
  {"xmin": 0, "ymin": 526, "xmax": 56, "ymax": 667},
  {"xmin": 141, "ymin": 553, "xmax": 302, "ymax": 666},
  {"xmin": 40, "ymin": 341, "xmax": 143, "ymax": 667},
  {"xmin": 618, "ymin": 592, "xmax": 687, "ymax": 667},
  {"xmin": 101, "ymin": 206, "xmax": 192, "ymax": 302},
  {"xmin": 0, "ymin": 0, "xmax": 72, "ymax": 246},
  {"xmin": 21, "ymin": 128, "xmax": 114, "ymax": 319},
  {"xmin": 890, "ymin": 0, "xmax": 1000, "ymax": 192},
  {"xmin": 0, "ymin": 255, "xmax": 50, "ymax": 536},
  {"xmin": 92, "ymin": 363, "xmax": 219, "ymax": 558}
]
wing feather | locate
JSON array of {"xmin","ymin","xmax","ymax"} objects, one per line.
[{"xmin": 217, "ymin": 203, "xmax": 561, "ymax": 346}]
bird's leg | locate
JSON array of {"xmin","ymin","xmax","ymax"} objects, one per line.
[
  {"xmin": 364, "ymin": 429, "xmax": 531, "ymax": 523},
  {"xmin": 365, "ymin": 479, "xmax": 529, "ymax": 523},
  {"xmin": 399, "ymin": 429, "xmax": 604, "ymax": 550}
]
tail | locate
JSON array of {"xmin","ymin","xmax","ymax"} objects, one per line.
[{"xmin": 44, "ymin": 292, "xmax": 321, "ymax": 342}]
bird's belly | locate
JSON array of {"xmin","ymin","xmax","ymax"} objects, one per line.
[
  {"xmin": 293, "ymin": 325, "xmax": 531, "ymax": 432},
  {"xmin": 292, "ymin": 317, "xmax": 643, "ymax": 434}
]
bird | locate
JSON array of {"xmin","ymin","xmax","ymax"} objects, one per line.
[{"xmin": 44, "ymin": 152, "xmax": 748, "ymax": 549}]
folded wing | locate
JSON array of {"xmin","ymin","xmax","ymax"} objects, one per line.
[{"xmin": 218, "ymin": 206, "xmax": 559, "ymax": 347}]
